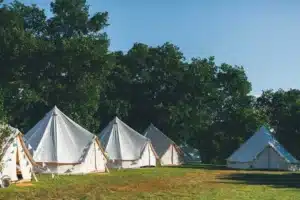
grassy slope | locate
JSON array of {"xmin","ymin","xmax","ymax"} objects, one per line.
[{"xmin": 1, "ymin": 166, "xmax": 300, "ymax": 200}]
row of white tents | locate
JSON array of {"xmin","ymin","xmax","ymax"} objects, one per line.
[
  {"xmin": 0, "ymin": 106, "xmax": 187, "ymax": 183},
  {"xmin": 2, "ymin": 106, "xmax": 300, "ymax": 184}
]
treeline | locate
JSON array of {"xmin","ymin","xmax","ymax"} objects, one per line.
[{"xmin": 0, "ymin": 0, "xmax": 299, "ymax": 164}]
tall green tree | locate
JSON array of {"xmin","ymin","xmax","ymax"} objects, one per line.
[
  {"xmin": 43, "ymin": 0, "xmax": 111, "ymax": 132},
  {"xmin": 210, "ymin": 64, "xmax": 265, "ymax": 163},
  {"xmin": 256, "ymin": 89, "xmax": 300, "ymax": 159},
  {"xmin": 1, "ymin": 0, "xmax": 112, "ymax": 132},
  {"xmin": 99, "ymin": 42, "xmax": 186, "ymax": 133},
  {"xmin": 0, "ymin": 1, "xmax": 45, "ymax": 129},
  {"xmin": 168, "ymin": 57, "xmax": 219, "ymax": 162},
  {"xmin": 2, "ymin": 0, "xmax": 294, "ymax": 164}
]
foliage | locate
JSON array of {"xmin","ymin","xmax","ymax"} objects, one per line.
[
  {"xmin": 0, "ymin": 0, "xmax": 299, "ymax": 164},
  {"xmin": 1, "ymin": 0, "xmax": 111, "ymax": 132},
  {"xmin": 255, "ymin": 89, "xmax": 300, "ymax": 159}
]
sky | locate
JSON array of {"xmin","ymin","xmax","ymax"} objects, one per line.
[{"xmin": 4, "ymin": 0, "xmax": 300, "ymax": 95}]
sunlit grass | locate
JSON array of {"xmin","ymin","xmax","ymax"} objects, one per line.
[{"xmin": 1, "ymin": 166, "xmax": 300, "ymax": 200}]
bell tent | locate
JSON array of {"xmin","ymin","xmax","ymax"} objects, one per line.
[
  {"xmin": 144, "ymin": 124, "xmax": 184, "ymax": 166},
  {"xmin": 98, "ymin": 117, "xmax": 158, "ymax": 169},
  {"xmin": 0, "ymin": 125, "xmax": 38, "ymax": 182},
  {"xmin": 24, "ymin": 106, "xmax": 108, "ymax": 174},
  {"xmin": 227, "ymin": 126, "xmax": 299, "ymax": 171}
]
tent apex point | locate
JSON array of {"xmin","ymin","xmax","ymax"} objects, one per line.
[{"xmin": 113, "ymin": 116, "xmax": 120, "ymax": 122}]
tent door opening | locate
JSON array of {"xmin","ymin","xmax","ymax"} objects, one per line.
[
  {"xmin": 268, "ymin": 146, "xmax": 271, "ymax": 169},
  {"xmin": 16, "ymin": 146, "xmax": 23, "ymax": 180}
]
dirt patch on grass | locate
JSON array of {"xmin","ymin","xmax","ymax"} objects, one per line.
[
  {"xmin": 107, "ymin": 170, "xmax": 235, "ymax": 193},
  {"xmin": 108, "ymin": 178, "xmax": 169, "ymax": 192},
  {"xmin": 16, "ymin": 182, "xmax": 33, "ymax": 187}
]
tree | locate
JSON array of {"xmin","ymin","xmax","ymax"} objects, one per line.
[
  {"xmin": 0, "ymin": 0, "xmax": 112, "ymax": 133},
  {"xmin": 2, "ymin": 0, "xmax": 298, "ymax": 164},
  {"xmin": 8, "ymin": 0, "xmax": 47, "ymax": 36},
  {"xmin": 41, "ymin": 0, "xmax": 111, "ymax": 132},
  {"xmin": 100, "ymin": 43, "xmax": 267, "ymax": 163},
  {"xmin": 209, "ymin": 64, "xmax": 264, "ymax": 163},
  {"xmin": 47, "ymin": 0, "xmax": 108, "ymax": 38},
  {"xmin": 256, "ymin": 89, "xmax": 300, "ymax": 159},
  {"xmin": 168, "ymin": 57, "xmax": 219, "ymax": 162}
]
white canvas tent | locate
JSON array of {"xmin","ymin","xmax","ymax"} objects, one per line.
[
  {"xmin": 98, "ymin": 117, "xmax": 158, "ymax": 169},
  {"xmin": 227, "ymin": 126, "xmax": 299, "ymax": 171},
  {"xmin": 24, "ymin": 106, "xmax": 108, "ymax": 174},
  {"xmin": 0, "ymin": 125, "xmax": 38, "ymax": 182},
  {"xmin": 144, "ymin": 124, "xmax": 184, "ymax": 166}
]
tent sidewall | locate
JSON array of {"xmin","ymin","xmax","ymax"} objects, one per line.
[
  {"xmin": 1, "ymin": 135, "xmax": 33, "ymax": 182},
  {"xmin": 160, "ymin": 144, "xmax": 183, "ymax": 166},
  {"xmin": 37, "ymin": 139, "xmax": 107, "ymax": 174},
  {"xmin": 227, "ymin": 146, "xmax": 296, "ymax": 171},
  {"xmin": 106, "ymin": 142, "xmax": 157, "ymax": 169}
]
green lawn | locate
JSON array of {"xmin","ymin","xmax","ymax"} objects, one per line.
[{"xmin": 1, "ymin": 166, "xmax": 300, "ymax": 200}]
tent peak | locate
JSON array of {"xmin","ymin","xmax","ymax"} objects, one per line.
[
  {"xmin": 259, "ymin": 125, "xmax": 275, "ymax": 133},
  {"xmin": 149, "ymin": 123, "xmax": 155, "ymax": 127},
  {"xmin": 113, "ymin": 116, "xmax": 120, "ymax": 122},
  {"xmin": 99, "ymin": 116, "xmax": 150, "ymax": 161},
  {"xmin": 147, "ymin": 123, "xmax": 158, "ymax": 130},
  {"xmin": 257, "ymin": 126, "xmax": 274, "ymax": 137},
  {"xmin": 259, "ymin": 125, "xmax": 269, "ymax": 131},
  {"xmin": 146, "ymin": 124, "xmax": 163, "ymax": 135},
  {"xmin": 51, "ymin": 106, "xmax": 60, "ymax": 116}
]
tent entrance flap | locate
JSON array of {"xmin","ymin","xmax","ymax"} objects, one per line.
[{"xmin": 16, "ymin": 146, "xmax": 23, "ymax": 180}]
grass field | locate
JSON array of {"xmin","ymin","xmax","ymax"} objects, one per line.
[{"xmin": 1, "ymin": 165, "xmax": 300, "ymax": 200}]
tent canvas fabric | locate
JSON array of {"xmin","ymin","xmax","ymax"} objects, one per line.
[
  {"xmin": 227, "ymin": 126, "xmax": 299, "ymax": 171},
  {"xmin": 144, "ymin": 124, "xmax": 184, "ymax": 166},
  {"xmin": 0, "ymin": 125, "xmax": 37, "ymax": 182},
  {"xmin": 98, "ymin": 117, "xmax": 158, "ymax": 169},
  {"xmin": 24, "ymin": 106, "xmax": 108, "ymax": 174}
]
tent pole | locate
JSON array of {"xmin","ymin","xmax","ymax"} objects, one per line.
[
  {"xmin": 105, "ymin": 164, "xmax": 110, "ymax": 173},
  {"xmin": 94, "ymin": 141, "xmax": 97, "ymax": 171},
  {"xmin": 171, "ymin": 145, "xmax": 174, "ymax": 165},
  {"xmin": 148, "ymin": 144, "xmax": 150, "ymax": 166},
  {"xmin": 268, "ymin": 147, "xmax": 270, "ymax": 169},
  {"xmin": 32, "ymin": 171, "xmax": 38, "ymax": 182}
]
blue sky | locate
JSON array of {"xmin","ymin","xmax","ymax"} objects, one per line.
[{"xmin": 5, "ymin": 0, "xmax": 300, "ymax": 95}]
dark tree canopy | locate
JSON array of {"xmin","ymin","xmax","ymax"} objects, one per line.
[{"xmin": 0, "ymin": 0, "xmax": 298, "ymax": 164}]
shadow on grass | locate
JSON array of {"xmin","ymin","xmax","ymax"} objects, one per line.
[
  {"xmin": 169, "ymin": 163, "xmax": 292, "ymax": 172},
  {"xmin": 219, "ymin": 172, "xmax": 300, "ymax": 189}
]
